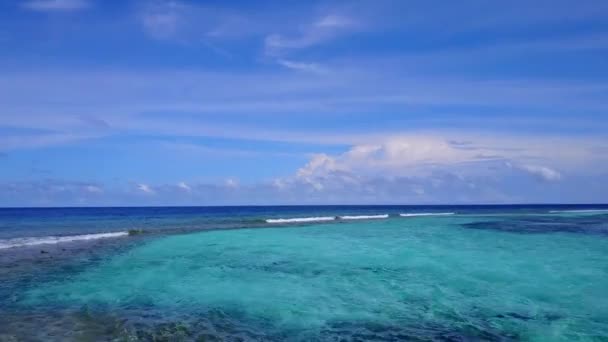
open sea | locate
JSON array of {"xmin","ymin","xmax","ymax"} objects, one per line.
[{"xmin": 1, "ymin": 205, "xmax": 608, "ymax": 341}]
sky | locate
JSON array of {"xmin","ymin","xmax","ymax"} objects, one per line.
[{"xmin": 0, "ymin": 0, "xmax": 607, "ymax": 206}]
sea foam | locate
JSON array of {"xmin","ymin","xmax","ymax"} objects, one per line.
[
  {"xmin": 265, "ymin": 216, "xmax": 336, "ymax": 224},
  {"xmin": 0, "ymin": 231, "xmax": 129, "ymax": 250},
  {"xmin": 339, "ymin": 214, "xmax": 389, "ymax": 220},
  {"xmin": 399, "ymin": 212, "xmax": 455, "ymax": 217}
]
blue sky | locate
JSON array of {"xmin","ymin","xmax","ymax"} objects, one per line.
[{"xmin": 0, "ymin": 0, "xmax": 607, "ymax": 206}]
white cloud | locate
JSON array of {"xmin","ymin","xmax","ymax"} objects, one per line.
[
  {"xmin": 225, "ymin": 178, "xmax": 239, "ymax": 189},
  {"xmin": 296, "ymin": 136, "xmax": 493, "ymax": 180},
  {"xmin": 296, "ymin": 153, "xmax": 356, "ymax": 191},
  {"xmin": 177, "ymin": 181, "xmax": 191, "ymax": 192},
  {"xmin": 22, "ymin": 0, "xmax": 89, "ymax": 11},
  {"xmin": 277, "ymin": 59, "xmax": 325, "ymax": 74},
  {"xmin": 314, "ymin": 14, "xmax": 355, "ymax": 28},
  {"xmin": 137, "ymin": 183, "xmax": 155, "ymax": 194},
  {"xmin": 290, "ymin": 134, "xmax": 600, "ymax": 195},
  {"xmin": 264, "ymin": 13, "xmax": 359, "ymax": 55},
  {"xmin": 272, "ymin": 178, "xmax": 287, "ymax": 190},
  {"xmin": 84, "ymin": 185, "xmax": 103, "ymax": 194},
  {"xmin": 297, "ymin": 153, "xmax": 344, "ymax": 179},
  {"xmin": 519, "ymin": 165, "xmax": 562, "ymax": 182}
]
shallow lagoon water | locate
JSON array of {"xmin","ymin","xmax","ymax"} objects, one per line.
[{"xmin": 1, "ymin": 208, "xmax": 605, "ymax": 341}]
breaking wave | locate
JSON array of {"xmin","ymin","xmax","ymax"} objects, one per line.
[
  {"xmin": 265, "ymin": 217, "xmax": 336, "ymax": 224},
  {"xmin": 339, "ymin": 214, "xmax": 389, "ymax": 220},
  {"xmin": 0, "ymin": 232, "xmax": 129, "ymax": 250},
  {"xmin": 265, "ymin": 214, "xmax": 391, "ymax": 223},
  {"xmin": 399, "ymin": 212, "xmax": 455, "ymax": 217}
]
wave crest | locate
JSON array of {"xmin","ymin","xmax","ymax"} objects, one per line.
[
  {"xmin": 399, "ymin": 212, "xmax": 455, "ymax": 217},
  {"xmin": 265, "ymin": 217, "xmax": 336, "ymax": 224},
  {"xmin": 339, "ymin": 214, "xmax": 389, "ymax": 220},
  {"xmin": 0, "ymin": 231, "xmax": 129, "ymax": 250}
]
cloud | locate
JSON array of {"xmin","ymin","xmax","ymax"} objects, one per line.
[
  {"xmin": 287, "ymin": 134, "xmax": 603, "ymax": 198},
  {"xmin": 137, "ymin": 183, "xmax": 155, "ymax": 194},
  {"xmin": 295, "ymin": 136, "xmax": 505, "ymax": 179},
  {"xmin": 22, "ymin": 0, "xmax": 89, "ymax": 11},
  {"xmin": 0, "ymin": 134, "xmax": 593, "ymax": 205},
  {"xmin": 519, "ymin": 165, "xmax": 562, "ymax": 182},
  {"xmin": 277, "ymin": 59, "xmax": 326, "ymax": 73},
  {"xmin": 314, "ymin": 14, "xmax": 355, "ymax": 29},
  {"xmin": 140, "ymin": 1, "xmax": 184, "ymax": 40},
  {"xmin": 264, "ymin": 13, "xmax": 359, "ymax": 55},
  {"xmin": 4, "ymin": 68, "xmax": 607, "ymax": 137},
  {"xmin": 266, "ymin": 164, "xmax": 527, "ymax": 204},
  {"xmin": 177, "ymin": 181, "xmax": 191, "ymax": 192},
  {"xmin": 0, "ymin": 166, "xmax": 605, "ymax": 207},
  {"xmin": 84, "ymin": 185, "xmax": 103, "ymax": 193},
  {"xmin": 224, "ymin": 178, "xmax": 239, "ymax": 189}
]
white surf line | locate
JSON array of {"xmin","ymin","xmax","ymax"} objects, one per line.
[
  {"xmin": 0, "ymin": 231, "xmax": 129, "ymax": 250},
  {"xmin": 338, "ymin": 214, "xmax": 389, "ymax": 220},
  {"xmin": 399, "ymin": 212, "xmax": 455, "ymax": 217},
  {"xmin": 265, "ymin": 216, "xmax": 336, "ymax": 223},
  {"xmin": 549, "ymin": 209, "xmax": 608, "ymax": 213}
]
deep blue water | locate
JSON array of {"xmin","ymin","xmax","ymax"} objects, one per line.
[{"xmin": 2, "ymin": 204, "xmax": 607, "ymax": 239}]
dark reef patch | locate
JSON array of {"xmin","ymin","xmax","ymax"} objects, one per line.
[
  {"xmin": 461, "ymin": 215, "xmax": 608, "ymax": 236},
  {"xmin": 314, "ymin": 320, "xmax": 520, "ymax": 342},
  {"xmin": 0, "ymin": 307, "xmax": 526, "ymax": 342}
]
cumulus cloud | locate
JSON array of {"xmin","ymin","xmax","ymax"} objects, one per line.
[
  {"xmin": 282, "ymin": 134, "xmax": 597, "ymax": 201},
  {"xmin": 22, "ymin": 0, "xmax": 89, "ymax": 11},
  {"xmin": 295, "ymin": 136, "xmax": 505, "ymax": 182},
  {"xmin": 293, "ymin": 134, "xmax": 602, "ymax": 182},
  {"xmin": 267, "ymin": 168, "xmax": 516, "ymax": 204}
]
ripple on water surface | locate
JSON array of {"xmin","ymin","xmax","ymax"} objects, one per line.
[{"xmin": 6, "ymin": 216, "xmax": 608, "ymax": 341}]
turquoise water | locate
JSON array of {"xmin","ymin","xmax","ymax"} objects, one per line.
[{"xmin": 7, "ymin": 211, "xmax": 608, "ymax": 341}]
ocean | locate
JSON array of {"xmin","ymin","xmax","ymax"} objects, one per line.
[{"xmin": 1, "ymin": 205, "xmax": 607, "ymax": 341}]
